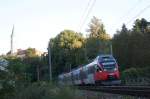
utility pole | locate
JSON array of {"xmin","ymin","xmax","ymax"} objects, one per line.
[
  {"xmin": 37, "ymin": 65, "xmax": 40, "ymax": 81},
  {"xmin": 10, "ymin": 25, "xmax": 14, "ymax": 55},
  {"xmin": 48, "ymin": 43, "xmax": 52, "ymax": 81}
]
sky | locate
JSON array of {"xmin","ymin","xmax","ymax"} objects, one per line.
[{"xmin": 0, "ymin": 0, "xmax": 149, "ymax": 54}]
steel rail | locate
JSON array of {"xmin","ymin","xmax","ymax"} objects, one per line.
[{"xmin": 78, "ymin": 85, "xmax": 150, "ymax": 97}]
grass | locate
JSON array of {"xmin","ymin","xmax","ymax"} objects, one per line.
[{"xmin": 1, "ymin": 81, "xmax": 78, "ymax": 99}]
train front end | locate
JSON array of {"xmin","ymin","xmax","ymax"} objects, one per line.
[{"xmin": 95, "ymin": 55, "xmax": 121, "ymax": 85}]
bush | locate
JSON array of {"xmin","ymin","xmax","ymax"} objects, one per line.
[
  {"xmin": 11, "ymin": 82, "xmax": 76, "ymax": 99},
  {"xmin": 121, "ymin": 68, "xmax": 139, "ymax": 79},
  {"xmin": 121, "ymin": 67, "xmax": 150, "ymax": 85}
]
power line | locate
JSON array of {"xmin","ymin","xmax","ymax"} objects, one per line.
[
  {"xmin": 126, "ymin": 4, "xmax": 150, "ymax": 25},
  {"xmin": 113, "ymin": 0, "xmax": 142, "ymax": 28},
  {"xmin": 79, "ymin": 0, "xmax": 96, "ymax": 31},
  {"xmin": 78, "ymin": 0, "xmax": 93, "ymax": 32},
  {"xmin": 80, "ymin": 0, "xmax": 96, "ymax": 32},
  {"xmin": 119, "ymin": 0, "xmax": 142, "ymax": 23}
]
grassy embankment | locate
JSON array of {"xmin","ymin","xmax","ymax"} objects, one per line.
[{"xmin": 0, "ymin": 81, "xmax": 81, "ymax": 99}]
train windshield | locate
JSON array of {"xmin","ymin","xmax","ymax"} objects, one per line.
[
  {"xmin": 102, "ymin": 63, "xmax": 116, "ymax": 71},
  {"xmin": 98, "ymin": 56, "xmax": 117, "ymax": 71},
  {"xmin": 101, "ymin": 56, "xmax": 114, "ymax": 62}
]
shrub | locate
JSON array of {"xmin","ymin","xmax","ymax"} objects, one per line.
[{"xmin": 12, "ymin": 82, "xmax": 76, "ymax": 99}]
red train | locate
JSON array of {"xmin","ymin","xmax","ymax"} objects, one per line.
[{"xmin": 58, "ymin": 55, "xmax": 121, "ymax": 85}]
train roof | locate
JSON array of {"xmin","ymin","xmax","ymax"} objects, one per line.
[
  {"xmin": 71, "ymin": 65, "xmax": 82, "ymax": 71},
  {"xmin": 98, "ymin": 54, "xmax": 113, "ymax": 58},
  {"xmin": 98, "ymin": 54, "xmax": 115, "ymax": 60}
]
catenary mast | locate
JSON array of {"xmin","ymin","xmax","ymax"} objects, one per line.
[{"xmin": 10, "ymin": 25, "xmax": 14, "ymax": 55}]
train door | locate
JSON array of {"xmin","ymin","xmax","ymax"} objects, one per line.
[
  {"xmin": 82, "ymin": 66, "xmax": 88, "ymax": 84},
  {"xmin": 87, "ymin": 66, "xmax": 95, "ymax": 84},
  {"xmin": 79, "ymin": 69, "xmax": 84, "ymax": 84},
  {"xmin": 94, "ymin": 64, "xmax": 106, "ymax": 82}
]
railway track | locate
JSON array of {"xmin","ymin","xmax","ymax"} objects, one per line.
[{"xmin": 78, "ymin": 85, "xmax": 150, "ymax": 97}]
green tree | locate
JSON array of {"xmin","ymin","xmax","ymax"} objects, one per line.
[
  {"xmin": 86, "ymin": 16, "xmax": 111, "ymax": 60},
  {"xmin": 113, "ymin": 18, "xmax": 150, "ymax": 71},
  {"xmin": 133, "ymin": 18, "xmax": 148, "ymax": 33},
  {"xmin": 49, "ymin": 30, "xmax": 85, "ymax": 77},
  {"xmin": 87, "ymin": 16, "xmax": 110, "ymax": 40},
  {"xmin": 113, "ymin": 24, "xmax": 131, "ymax": 70},
  {"xmin": 130, "ymin": 19, "xmax": 150, "ymax": 67},
  {"xmin": 26, "ymin": 48, "xmax": 37, "ymax": 57}
]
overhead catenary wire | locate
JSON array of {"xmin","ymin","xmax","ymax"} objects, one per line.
[
  {"xmin": 126, "ymin": 4, "xmax": 150, "ymax": 25},
  {"xmin": 118, "ymin": 0, "xmax": 142, "ymax": 24},
  {"xmin": 78, "ymin": 0, "xmax": 96, "ymax": 32},
  {"xmin": 78, "ymin": 0, "xmax": 93, "ymax": 32}
]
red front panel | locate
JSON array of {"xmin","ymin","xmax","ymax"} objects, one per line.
[{"xmin": 94, "ymin": 70, "xmax": 120, "ymax": 81}]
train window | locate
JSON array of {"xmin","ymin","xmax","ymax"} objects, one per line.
[
  {"xmin": 79, "ymin": 70, "xmax": 81, "ymax": 79},
  {"xmin": 83, "ymin": 70, "xmax": 87, "ymax": 78},
  {"xmin": 82, "ymin": 67, "xmax": 87, "ymax": 79},
  {"xmin": 99, "ymin": 56, "xmax": 115, "ymax": 63},
  {"xmin": 95, "ymin": 65, "xmax": 102, "ymax": 72},
  {"xmin": 74, "ymin": 74, "xmax": 76, "ymax": 80},
  {"xmin": 75, "ymin": 74, "xmax": 78, "ymax": 80},
  {"xmin": 76, "ymin": 74, "xmax": 78, "ymax": 80},
  {"xmin": 77, "ymin": 73, "xmax": 79, "ymax": 80},
  {"xmin": 73, "ymin": 74, "xmax": 76, "ymax": 80},
  {"xmin": 91, "ymin": 66, "xmax": 95, "ymax": 73},
  {"xmin": 88, "ymin": 66, "xmax": 95, "ymax": 74},
  {"xmin": 87, "ymin": 67, "xmax": 90, "ymax": 74},
  {"xmin": 80, "ymin": 70, "xmax": 84, "ymax": 79}
]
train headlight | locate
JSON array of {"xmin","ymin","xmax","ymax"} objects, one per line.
[{"xmin": 114, "ymin": 67, "xmax": 117, "ymax": 71}]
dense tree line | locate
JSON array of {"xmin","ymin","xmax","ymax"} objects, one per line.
[
  {"xmin": 49, "ymin": 17, "xmax": 150, "ymax": 81},
  {"xmin": 113, "ymin": 18, "xmax": 150, "ymax": 71}
]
